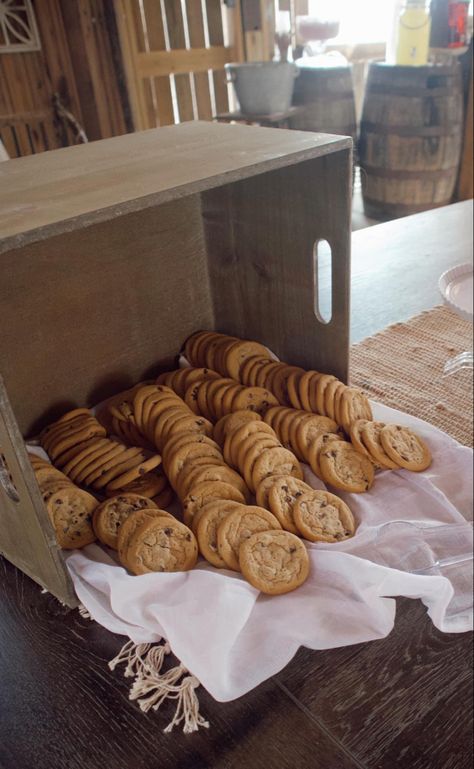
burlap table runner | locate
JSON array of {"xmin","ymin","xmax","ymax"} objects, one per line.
[{"xmin": 350, "ymin": 304, "xmax": 473, "ymax": 447}]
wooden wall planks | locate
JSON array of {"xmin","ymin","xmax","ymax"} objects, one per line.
[
  {"xmin": 0, "ymin": 0, "xmax": 131, "ymax": 157},
  {"xmin": 0, "ymin": 0, "xmax": 75, "ymax": 156},
  {"xmin": 1, "ymin": 0, "xmax": 246, "ymax": 147},
  {"xmin": 241, "ymin": 0, "xmax": 276, "ymax": 62},
  {"xmin": 142, "ymin": 0, "xmax": 174, "ymax": 126},
  {"xmin": 206, "ymin": 0, "xmax": 231, "ymax": 115},
  {"xmin": 116, "ymin": 0, "xmax": 243, "ymax": 129},
  {"xmin": 58, "ymin": 0, "xmax": 130, "ymax": 141},
  {"xmin": 186, "ymin": 0, "xmax": 214, "ymax": 120},
  {"xmin": 166, "ymin": 0, "xmax": 194, "ymax": 123}
]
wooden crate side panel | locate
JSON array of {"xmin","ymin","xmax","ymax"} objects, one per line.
[
  {"xmin": 0, "ymin": 123, "xmax": 351, "ymax": 253},
  {"xmin": 0, "ymin": 197, "xmax": 213, "ymax": 437},
  {"xmin": 0, "ymin": 377, "xmax": 76, "ymax": 606},
  {"xmin": 202, "ymin": 150, "xmax": 352, "ymax": 381}
]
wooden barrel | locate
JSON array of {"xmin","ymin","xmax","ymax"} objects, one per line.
[
  {"xmin": 359, "ymin": 62, "xmax": 464, "ymax": 220},
  {"xmin": 290, "ymin": 61, "xmax": 358, "ymax": 155}
]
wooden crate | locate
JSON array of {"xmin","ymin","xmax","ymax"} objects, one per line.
[{"xmin": 0, "ymin": 121, "xmax": 352, "ymax": 606}]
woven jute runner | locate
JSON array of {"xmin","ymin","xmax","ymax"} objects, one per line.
[{"xmin": 350, "ymin": 305, "xmax": 473, "ymax": 447}]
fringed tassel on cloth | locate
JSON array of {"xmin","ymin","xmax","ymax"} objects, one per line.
[
  {"xmin": 78, "ymin": 603, "xmax": 92, "ymax": 619},
  {"xmin": 109, "ymin": 640, "xmax": 210, "ymax": 734},
  {"xmin": 109, "ymin": 640, "xmax": 153, "ymax": 679}
]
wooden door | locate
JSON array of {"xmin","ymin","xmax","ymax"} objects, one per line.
[
  {"xmin": 0, "ymin": 0, "xmax": 81, "ymax": 157},
  {"xmin": 115, "ymin": 0, "xmax": 245, "ymax": 129},
  {"xmin": 0, "ymin": 0, "xmax": 131, "ymax": 158}
]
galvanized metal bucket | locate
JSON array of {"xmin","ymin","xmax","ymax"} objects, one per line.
[{"xmin": 225, "ymin": 62, "xmax": 299, "ymax": 115}]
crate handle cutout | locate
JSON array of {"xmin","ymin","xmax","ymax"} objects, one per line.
[
  {"xmin": 0, "ymin": 452, "xmax": 20, "ymax": 503},
  {"xmin": 313, "ymin": 239, "xmax": 332, "ymax": 324}
]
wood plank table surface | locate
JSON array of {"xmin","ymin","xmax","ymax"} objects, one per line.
[
  {"xmin": 1, "ymin": 202, "xmax": 473, "ymax": 769},
  {"xmin": 350, "ymin": 200, "xmax": 473, "ymax": 343}
]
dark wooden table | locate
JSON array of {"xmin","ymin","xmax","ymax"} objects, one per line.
[
  {"xmin": 350, "ymin": 200, "xmax": 473, "ymax": 343},
  {"xmin": 1, "ymin": 202, "xmax": 473, "ymax": 769}
]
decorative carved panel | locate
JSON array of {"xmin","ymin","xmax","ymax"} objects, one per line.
[{"xmin": 0, "ymin": 0, "xmax": 41, "ymax": 53}]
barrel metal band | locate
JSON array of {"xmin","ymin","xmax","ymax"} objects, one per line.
[
  {"xmin": 363, "ymin": 198, "xmax": 449, "ymax": 214},
  {"xmin": 360, "ymin": 165, "xmax": 458, "ymax": 180},
  {"xmin": 360, "ymin": 121, "xmax": 462, "ymax": 138},
  {"xmin": 367, "ymin": 85, "xmax": 455, "ymax": 98}
]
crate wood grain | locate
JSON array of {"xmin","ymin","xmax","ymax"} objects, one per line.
[
  {"xmin": 0, "ymin": 121, "xmax": 350, "ymax": 250},
  {"xmin": 0, "ymin": 121, "xmax": 352, "ymax": 605}
]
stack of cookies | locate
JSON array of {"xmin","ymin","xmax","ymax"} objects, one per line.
[
  {"xmin": 183, "ymin": 331, "xmax": 273, "ymax": 378},
  {"xmin": 97, "ymin": 382, "xmax": 156, "ymax": 450},
  {"xmin": 181, "ymin": 330, "xmax": 373, "ymax": 435},
  {"xmin": 84, "ymin": 449, "xmax": 309, "ymax": 594},
  {"xmin": 350, "ymin": 420, "xmax": 432, "ymax": 472},
  {"xmin": 128, "ymin": 384, "xmax": 213, "ymax": 451},
  {"xmin": 91, "ymin": 493, "xmax": 198, "ymax": 575},
  {"xmin": 259, "ymin": 474, "xmax": 355, "ymax": 543},
  {"xmin": 30, "ymin": 329, "xmax": 433, "ymax": 597},
  {"xmin": 124, "ymin": 384, "xmax": 249, "ymax": 503},
  {"xmin": 28, "ymin": 453, "xmax": 98, "ymax": 549},
  {"xmin": 180, "ymin": 331, "xmax": 432, "ymax": 479},
  {"xmin": 222, "ymin": 417, "xmax": 304, "ymax": 494},
  {"xmin": 156, "ymin": 367, "xmax": 280, "ymax": 420},
  {"xmin": 118, "ymin": 508, "xmax": 199, "ymax": 576},
  {"xmin": 156, "ymin": 367, "xmax": 220, "ymax": 397},
  {"xmin": 39, "ymin": 408, "xmax": 166, "ymax": 500},
  {"xmin": 237, "ymin": 356, "xmax": 305, "ymax": 407},
  {"xmin": 85, "ymin": 384, "xmax": 315, "ymax": 593},
  {"xmin": 99, "ymin": 383, "xmax": 250, "ymax": 509},
  {"xmin": 180, "ymin": 494, "xmax": 310, "ymax": 594},
  {"xmin": 257, "ymin": 407, "xmax": 373, "ymax": 493},
  {"xmin": 183, "ymin": 376, "xmax": 279, "ymax": 420},
  {"xmin": 162, "ymin": 434, "xmax": 248, "ymax": 502},
  {"xmin": 263, "ymin": 406, "xmax": 341, "ymax": 461},
  {"xmin": 184, "ymin": 477, "xmax": 353, "ymax": 582}
]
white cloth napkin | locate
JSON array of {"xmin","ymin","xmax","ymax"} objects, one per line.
[{"xmin": 66, "ymin": 402, "xmax": 473, "ymax": 702}]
